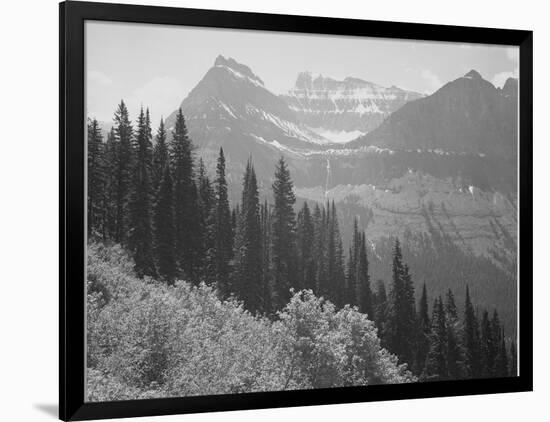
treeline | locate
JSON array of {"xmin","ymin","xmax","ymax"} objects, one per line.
[
  {"xmin": 87, "ymin": 100, "xmax": 516, "ymax": 382},
  {"xmin": 87, "ymin": 101, "xmax": 367, "ymax": 316},
  {"xmin": 366, "ymin": 221, "xmax": 517, "ymax": 338},
  {"xmin": 373, "ymin": 240, "xmax": 517, "ymax": 381}
]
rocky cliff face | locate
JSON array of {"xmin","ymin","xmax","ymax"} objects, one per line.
[{"xmin": 281, "ymin": 72, "xmax": 423, "ymax": 142}]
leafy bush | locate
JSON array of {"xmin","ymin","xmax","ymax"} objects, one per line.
[{"xmin": 86, "ymin": 242, "xmax": 414, "ymax": 401}]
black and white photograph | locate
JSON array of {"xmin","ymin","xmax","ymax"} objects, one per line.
[{"xmin": 84, "ymin": 20, "xmax": 520, "ymax": 402}]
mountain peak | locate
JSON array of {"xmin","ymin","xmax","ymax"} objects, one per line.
[
  {"xmin": 464, "ymin": 69, "xmax": 483, "ymax": 80},
  {"xmin": 213, "ymin": 55, "xmax": 264, "ymax": 86},
  {"xmin": 295, "ymin": 71, "xmax": 327, "ymax": 87},
  {"xmin": 502, "ymin": 77, "xmax": 518, "ymax": 97}
]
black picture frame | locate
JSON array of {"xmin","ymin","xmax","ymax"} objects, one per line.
[{"xmin": 60, "ymin": 1, "xmax": 533, "ymax": 420}]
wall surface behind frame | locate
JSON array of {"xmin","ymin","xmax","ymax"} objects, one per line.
[{"xmin": 0, "ymin": 0, "xmax": 546, "ymax": 421}]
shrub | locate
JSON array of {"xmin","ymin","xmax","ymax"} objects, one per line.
[{"xmin": 86, "ymin": 243, "xmax": 414, "ymax": 401}]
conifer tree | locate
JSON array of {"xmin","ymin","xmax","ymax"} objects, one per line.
[
  {"xmin": 313, "ymin": 204, "xmax": 327, "ymax": 297},
  {"xmin": 113, "ymin": 100, "xmax": 133, "ymax": 244},
  {"xmin": 128, "ymin": 107, "xmax": 156, "ymax": 278},
  {"xmin": 152, "ymin": 118, "xmax": 168, "ymax": 190},
  {"xmin": 170, "ymin": 108, "xmax": 200, "ymax": 281},
  {"xmin": 463, "ymin": 285, "xmax": 482, "ymax": 378},
  {"xmin": 445, "ymin": 289, "xmax": 465, "ymax": 379},
  {"xmin": 197, "ymin": 159, "xmax": 216, "ymax": 284},
  {"xmin": 414, "ymin": 283, "xmax": 431, "ymax": 377},
  {"xmin": 102, "ymin": 127, "xmax": 118, "ymax": 241},
  {"xmin": 494, "ymin": 328, "xmax": 509, "ymax": 377},
  {"xmin": 213, "ymin": 147, "xmax": 233, "ymax": 297},
  {"xmin": 356, "ymin": 232, "xmax": 373, "ymax": 315},
  {"xmin": 490, "ymin": 310, "xmax": 508, "ymax": 377},
  {"xmin": 346, "ymin": 218, "xmax": 361, "ymax": 307},
  {"xmin": 373, "ymin": 280, "xmax": 388, "ymax": 343},
  {"xmin": 87, "ymin": 118, "xmax": 104, "ymax": 238},
  {"xmin": 296, "ymin": 202, "xmax": 315, "ymax": 291},
  {"xmin": 385, "ymin": 239, "xmax": 416, "ymax": 366},
  {"xmin": 233, "ymin": 159, "xmax": 263, "ymax": 313},
  {"xmin": 480, "ymin": 310, "xmax": 496, "ymax": 377},
  {"xmin": 425, "ymin": 297, "xmax": 448, "ymax": 380},
  {"xmin": 325, "ymin": 202, "xmax": 335, "ymax": 300},
  {"xmin": 326, "ymin": 201, "xmax": 346, "ymax": 306},
  {"xmin": 271, "ymin": 157, "xmax": 297, "ymax": 310},
  {"xmin": 260, "ymin": 200, "xmax": 273, "ymax": 314},
  {"xmin": 153, "ymin": 165, "xmax": 177, "ymax": 284}
]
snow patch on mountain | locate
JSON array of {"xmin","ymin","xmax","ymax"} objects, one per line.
[
  {"xmin": 309, "ymin": 128, "xmax": 364, "ymax": 144},
  {"xmin": 244, "ymin": 103, "xmax": 330, "ymax": 145},
  {"xmin": 282, "ymin": 71, "xmax": 424, "ymax": 133},
  {"xmin": 215, "ymin": 64, "xmax": 265, "ymax": 89},
  {"xmin": 217, "ymin": 100, "xmax": 237, "ymax": 119}
]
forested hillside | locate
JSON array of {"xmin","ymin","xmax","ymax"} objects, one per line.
[{"xmin": 86, "ymin": 101, "xmax": 517, "ymax": 401}]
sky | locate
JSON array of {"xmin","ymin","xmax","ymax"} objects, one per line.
[{"xmin": 86, "ymin": 20, "xmax": 519, "ymax": 124}]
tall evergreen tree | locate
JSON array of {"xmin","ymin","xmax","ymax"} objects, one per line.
[
  {"xmin": 153, "ymin": 165, "xmax": 177, "ymax": 284},
  {"xmin": 356, "ymin": 232, "xmax": 373, "ymax": 315},
  {"xmin": 233, "ymin": 159, "xmax": 263, "ymax": 313},
  {"xmin": 87, "ymin": 118, "xmax": 104, "ymax": 238},
  {"xmin": 260, "ymin": 200, "xmax": 273, "ymax": 314},
  {"xmin": 197, "ymin": 159, "xmax": 216, "ymax": 284},
  {"xmin": 312, "ymin": 204, "xmax": 327, "ymax": 297},
  {"xmin": 326, "ymin": 201, "xmax": 346, "ymax": 306},
  {"xmin": 296, "ymin": 202, "xmax": 315, "ymax": 291},
  {"xmin": 112, "ymin": 100, "xmax": 133, "ymax": 244},
  {"xmin": 128, "ymin": 107, "xmax": 156, "ymax": 278},
  {"xmin": 373, "ymin": 280, "xmax": 388, "ymax": 344},
  {"xmin": 494, "ymin": 327, "xmax": 509, "ymax": 377},
  {"xmin": 385, "ymin": 239, "xmax": 416, "ymax": 366},
  {"xmin": 271, "ymin": 157, "xmax": 297, "ymax": 310},
  {"xmin": 463, "ymin": 285, "xmax": 482, "ymax": 378},
  {"xmin": 415, "ymin": 283, "xmax": 431, "ymax": 377},
  {"xmin": 445, "ymin": 289, "xmax": 466, "ymax": 379},
  {"xmin": 425, "ymin": 297, "xmax": 448, "ymax": 380},
  {"xmin": 490, "ymin": 310, "xmax": 508, "ymax": 377},
  {"xmin": 346, "ymin": 218, "xmax": 361, "ymax": 307},
  {"xmin": 170, "ymin": 108, "xmax": 200, "ymax": 281},
  {"xmin": 213, "ymin": 147, "xmax": 233, "ymax": 297},
  {"xmin": 152, "ymin": 117, "xmax": 169, "ymax": 190},
  {"xmin": 480, "ymin": 310, "xmax": 497, "ymax": 377},
  {"xmin": 102, "ymin": 127, "xmax": 118, "ymax": 241}
]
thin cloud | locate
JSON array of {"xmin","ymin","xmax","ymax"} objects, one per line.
[
  {"xmin": 492, "ymin": 69, "xmax": 519, "ymax": 88},
  {"xmin": 88, "ymin": 70, "xmax": 113, "ymax": 86},
  {"xmin": 421, "ymin": 69, "xmax": 442, "ymax": 94}
]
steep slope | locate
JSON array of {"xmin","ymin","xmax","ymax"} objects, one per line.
[
  {"xmin": 164, "ymin": 56, "xmax": 333, "ymax": 194},
  {"xmin": 281, "ymin": 72, "xmax": 423, "ymax": 142},
  {"xmin": 349, "ymin": 70, "xmax": 518, "ymax": 159}
]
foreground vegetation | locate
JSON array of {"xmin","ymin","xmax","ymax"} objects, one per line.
[{"xmin": 86, "ymin": 243, "xmax": 414, "ymax": 401}]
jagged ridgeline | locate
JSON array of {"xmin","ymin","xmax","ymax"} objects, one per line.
[{"xmin": 87, "ymin": 55, "xmax": 518, "ymax": 398}]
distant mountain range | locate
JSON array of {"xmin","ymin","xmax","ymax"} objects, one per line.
[
  {"xmin": 281, "ymin": 71, "xmax": 423, "ymax": 142},
  {"xmin": 92, "ymin": 55, "xmax": 519, "ymax": 333}
]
